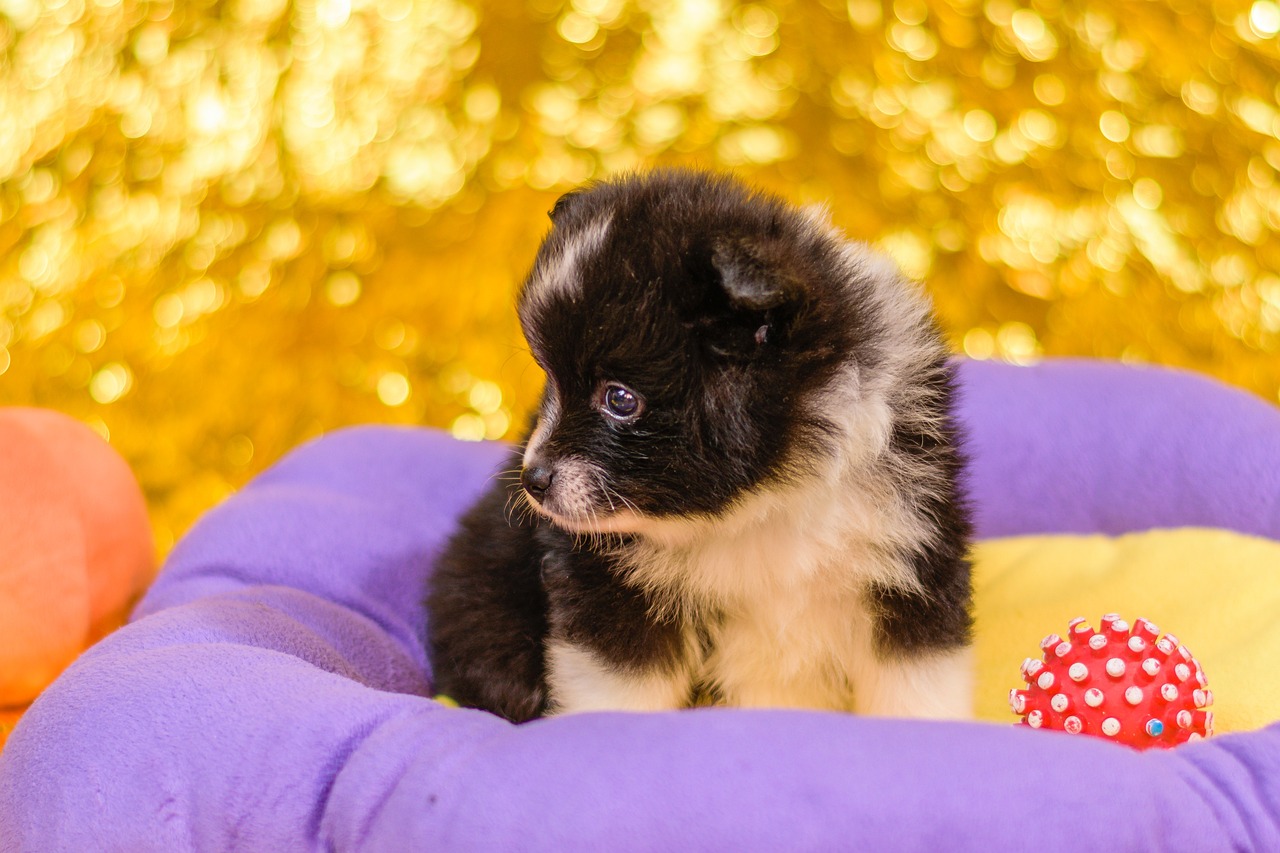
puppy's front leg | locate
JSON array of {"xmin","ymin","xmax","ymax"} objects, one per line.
[
  {"xmin": 545, "ymin": 640, "xmax": 692, "ymax": 714},
  {"xmin": 540, "ymin": 547, "xmax": 692, "ymax": 715},
  {"xmin": 852, "ymin": 582, "xmax": 975, "ymax": 720}
]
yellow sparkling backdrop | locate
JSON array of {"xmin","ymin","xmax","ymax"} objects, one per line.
[{"xmin": 1, "ymin": 0, "xmax": 1279, "ymax": 554}]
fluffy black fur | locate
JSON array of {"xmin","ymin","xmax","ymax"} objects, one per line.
[{"xmin": 426, "ymin": 169, "xmax": 972, "ymax": 723}]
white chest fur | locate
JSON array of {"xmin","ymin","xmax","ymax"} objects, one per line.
[
  {"xmin": 545, "ymin": 473, "xmax": 974, "ymax": 719},
  {"xmin": 700, "ymin": 567, "xmax": 871, "ymax": 710},
  {"xmin": 613, "ymin": 452, "xmax": 933, "ymax": 711}
]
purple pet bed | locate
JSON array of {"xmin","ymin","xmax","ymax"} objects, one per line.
[{"xmin": 2, "ymin": 359, "xmax": 1279, "ymax": 851}]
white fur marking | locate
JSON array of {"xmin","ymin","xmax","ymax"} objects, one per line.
[
  {"xmin": 522, "ymin": 386, "xmax": 560, "ymax": 468},
  {"xmin": 529, "ymin": 214, "xmax": 613, "ymax": 303}
]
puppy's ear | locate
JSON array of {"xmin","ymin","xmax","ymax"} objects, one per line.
[
  {"xmin": 548, "ymin": 188, "xmax": 583, "ymax": 224},
  {"xmin": 711, "ymin": 238, "xmax": 796, "ymax": 311},
  {"xmin": 693, "ymin": 237, "xmax": 802, "ymax": 358}
]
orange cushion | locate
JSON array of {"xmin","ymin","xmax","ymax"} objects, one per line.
[{"xmin": 0, "ymin": 408, "xmax": 154, "ymax": 708}]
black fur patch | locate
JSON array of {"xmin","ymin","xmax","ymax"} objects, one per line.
[
  {"xmin": 871, "ymin": 358, "xmax": 974, "ymax": 656},
  {"xmin": 538, "ymin": 535, "xmax": 686, "ymax": 672},
  {"xmin": 425, "ymin": 454, "xmax": 550, "ymax": 722}
]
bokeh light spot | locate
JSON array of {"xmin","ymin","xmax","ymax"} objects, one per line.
[
  {"xmin": 468, "ymin": 380, "xmax": 503, "ymax": 414},
  {"xmin": 1133, "ymin": 177, "xmax": 1163, "ymax": 210},
  {"xmin": 1033, "ymin": 74, "xmax": 1065, "ymax": 106},
  {"xmin": 74, "ymin": 320, "xmax": 105, "ymax": 353},
  {"xmin": 89, "ymin": 363, "xmax": 133, "ymax": 404},
  {"xmin": 963, "ymin": 328, "xmax": 995, "ymax": 360},
  {"xmin": 451, "ymin": 413, "xmax": 486, "ymax": 441},
  {"xmin": 963, "ymin": 110, "xmax": 997, "ymax": 142},
  {"xmin": 558, "ymin": 11, "xmax": 599, "ymax": 44},
  {"xmin": 325, "ymin": 272, "xmax": 362, "ymax": 307},
  {"xmin": 1250, "ymin": 1, "xmax": 1280, "ymax": 37},
  {"xmin": 377, "ymin": 372, "xmax": 411, "ymax": 407},
  {"xmin": 1100, "ymin": 110, "xmax": 1131, "ymax": 142}
]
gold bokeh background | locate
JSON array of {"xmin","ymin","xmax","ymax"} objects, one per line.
[{"xmin": 2, "ymin": 0, "xmax": 1279, "ymax": 553}]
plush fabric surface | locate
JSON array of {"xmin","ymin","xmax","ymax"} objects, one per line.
[
  {"xmin": 960, "ymin": 359, "xmax": 1280, "ymax": 540},
  {"xmin": 972, "ymin": 528, "xmax": 1280, "ymax": 733},
  {"xmin": 2, "ymin": 359, "xmax": 1279, "ymax": 852}
]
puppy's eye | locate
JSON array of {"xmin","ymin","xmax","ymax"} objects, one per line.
[{"xmin": 600, "ymin": 383, "xmax": 642, "ymax": 421}]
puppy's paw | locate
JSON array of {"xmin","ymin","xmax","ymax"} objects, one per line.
[
  {"xmin": 545, "ymin": 640, "xmax": 690, "ymax": 715},
  {"xmin": 855, "ymin": 646, "xmax": 975, "ymax": 720}
]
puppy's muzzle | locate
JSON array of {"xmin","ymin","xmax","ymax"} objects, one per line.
[{"xmin": 521, "ymin": 464, "xmax": 554, "ymax": 503}]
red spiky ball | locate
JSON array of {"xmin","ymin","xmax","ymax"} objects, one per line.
[{"xmin": 1009, "ymin": 614, "xmax": 1213, "ymax": 749}]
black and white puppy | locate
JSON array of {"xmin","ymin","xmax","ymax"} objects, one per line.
[{"xmin": 426, "ymin": 169, "xmax": 973, "ymax": 723}]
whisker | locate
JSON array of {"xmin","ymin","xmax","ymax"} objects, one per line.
[
  {"xmin": 503, "ymin": 488, "xmax": 522, "ymax": 524},
  {"xmin": 484, "ymin": 465, "xmax": 525, "ymax": 489},
  {"xmin": 593, "ymin": 470, "xmax": 617, "ymax": 513}
]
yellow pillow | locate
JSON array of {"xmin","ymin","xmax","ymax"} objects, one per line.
[{"xmin": 973, "ymin": 528, "xmax": 1280, "ymax": 734}]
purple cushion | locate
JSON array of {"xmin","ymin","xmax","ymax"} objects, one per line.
[
  {"xmin": 2, "ymin": 359, "xmax": 1279, "ymax": 851},
  {"xmin": 962, "ymin": 359, "xmax": 1280, "ymax": 540}
]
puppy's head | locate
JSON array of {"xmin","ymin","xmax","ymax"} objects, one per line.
[{"xmin": 514, "ymin": 169, "xmax": 892, "ymax": 534}]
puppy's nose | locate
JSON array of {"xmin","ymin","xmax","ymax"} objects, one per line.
[{"xmin": 521, "ymin": 465, "xmax": 554, "ymax": 500}]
